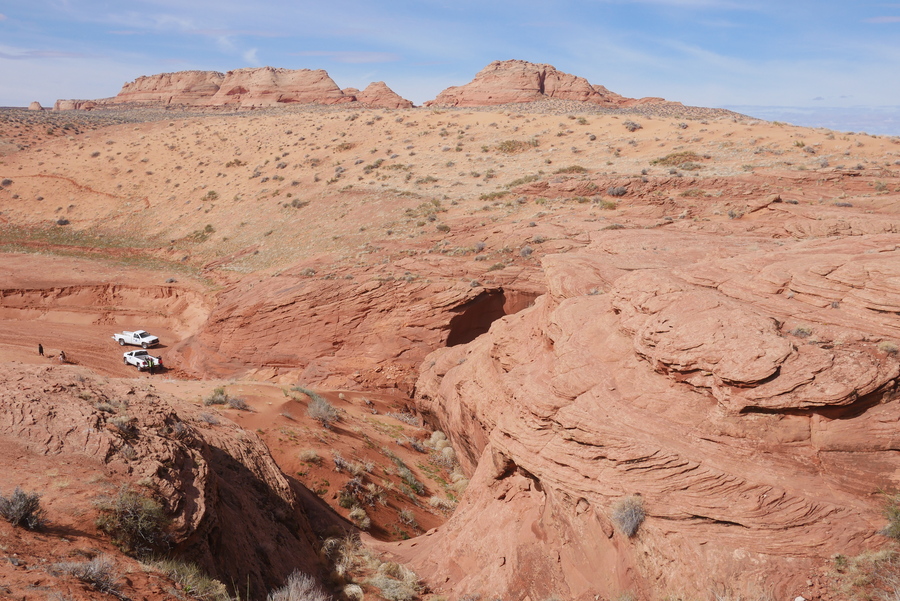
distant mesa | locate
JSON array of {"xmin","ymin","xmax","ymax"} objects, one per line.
[
  {"xmin": 424, "ymin": 59, "xmax": 676, "ymax": 108},
  {"xmin": 54, "ymin": 66, "xmax": 413, "ymax": 110},
  {"xmin": 52, "ymin": 60, "xmax": 676, "ymax": 111}
]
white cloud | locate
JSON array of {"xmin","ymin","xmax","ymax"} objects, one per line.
[{"xmin": 242, "ymin": 47, "xmax": 259, "ymax": 65}]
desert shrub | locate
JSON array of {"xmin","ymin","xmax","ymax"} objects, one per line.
[
  {"xmin": 53, "ymin": 555, "xmax": 120, "ymax": 594},
  {"xmin": 203, "ymin": 387, "xmax": 227, "ymax": 405},
  {"xmin": 607, "ymin": 186, "xmax": 627, "ymax": 197},
  {"xmin": 554, "ymin": 165, "xmax": 587, "ymax": 174},
  {"xmin": 267, "ymin": 570, "xmax": 332, "ymax": 601},
  {"xmin": 369, "ymin": 562, "xmax": 420, "ymax": 601},
  {"xmin": 307, "ymin": 395, "xmax": 340, "ymax": 428},
  {"xmin": 790, "ymin": 326, "xmax": 813, "ymax": 338},
  {"xmin": 429, "ymin": 496, "xmax": 457, "ymax": 511},
  {"xmin": 877, "ymin": 341, "xmax": 899, "ymax": 355},
  {"xmin": 1, "ymin": 178, "xmax": 12, "ymax": 186},
  {"xmin": 349, "ymin": 505, "xmax": 371, "ymax": 530},
  {"xmin": 387, "ymin": 411, "xmax": 421, "ymax": 426},
  {"xmin": 343, "ymin": 584, "xmax": 364, "ymax": 601},
  {"xmin": 436, "ymin": 223, "xmax": 451, "ymax": 232},
  {"xmin": 651, "ymin": 151, "xmax": 702, "ymax": 166},
  {"xmin": 398, "ymin": 509, "xmax": 418, "ymax": 529},
  {"xmin": 882, "ymin": 491, "xmax": 900, "ymax": 540},
  {"xmin": 0, "ymin": 487, "xmax": 47, "ymax": 530},
  {"xmin": 611, "ymin": 495, "xmax": 645, "ymax": 537},
  {"xmin": 623, "ymin": 120, "xmax": 642, "ymax": 132},
  {"xmin": 299, "ymin": 449, "xmax": 322, "ymax": 464},
  {"xmin": 151, "ymin": 558, "xmax": 231, "ymax": 601},
  {"xmin": 95, "ymin": 485, "xmax": 169, "ymax": 557},
  {"xmin": 496, "ymin": 138, "xmax": 538, "ymax": 154},
  {"xmin": 520, "ymin": 246, "xmax": 534, "ymax": 258}
]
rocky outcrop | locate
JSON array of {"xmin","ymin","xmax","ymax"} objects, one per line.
[
  {"xmin": 355, "ymin": 81, "xmax": 414, "ymax": 108},
  {"xmin": 208, "ymin": 67, "xmax": 352, "ymax": 107},
  {"xmin": 55, "ymin": 67, "xmax": 414, "ymax": 110},
  {"xmin": 0, "ymin": 364, "xmax": 327, "ymax": 596},
  {"xmin": 53, "ymin": 99, "xmax": 101, "ymax": 110},
  {"xmin": 27, "ymin": 101, "xmax": 42, "ymax": 111},
  {"xmin": 110, "ymin": 70, "xmax": 225, "ymax": 105},
  {"xmin": 402, "ymin": 231, "xmax": 900, "ymax": 600},
  {"xmin": 425, "ymin": 59, "xmax": 674, "ymax": 108}
]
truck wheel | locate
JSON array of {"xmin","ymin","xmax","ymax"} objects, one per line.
[
  {"xmin": 119, "ymin": 339, "xmax": 125, "ymax": 346},
  {"xmin": 142, "ymin": 342, "xmax": 149, "ymax": 349},
  {"xmin": 123, "ymin": 357, "xmax": 128, "ymax": 364}
]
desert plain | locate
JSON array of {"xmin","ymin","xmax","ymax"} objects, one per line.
[{"xmin": 1, "ymin": 61, "xmax": 900, "ymax": 601}]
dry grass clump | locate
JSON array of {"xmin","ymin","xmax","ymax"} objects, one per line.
[
  {"xmin": 830, "ymin": 549, "xmax": 900, "ymax": 600},
  {"xmin": 651, "ymin": 151, "xmax": 703, "ymax": 167},
  {"xmin": 299, "ymin": 449, "xmax": 322, "ymax": 464},
  {"xmin": 0, "ymin": 487, "xmax": 47, "ymax": 530},
  {"xmin": 150, "ymin": 558, "xmax": 231, "ymax": 601},
  {"xmin": 52, "ymin": 555, "xmax": 120, "ymax": 595},
  {"xmin": 203, "ymin": 386, "xmax": 249, "ymax": 410},
  {"xmin": 611, "ymin": 494, "xmax": 645, "ymax": 537},
  {"xmin": 266, "ymin": 570, "xmax": 332, "ymax": 601},
  {"xmin": 496, "ymin": 138, "xmax": 538, "ymax": 154},
  {"xmin": 877, "ymin": 341, "xmax": 899, "ymax": 355}
]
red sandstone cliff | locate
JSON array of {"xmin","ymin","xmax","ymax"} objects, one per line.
[{"xmin": 110, "ymin": 70, "xmax": 225, "ymax": 105}]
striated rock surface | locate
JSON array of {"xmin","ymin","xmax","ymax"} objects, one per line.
[
  {"xmin": 425, "ymin": 59, "xmax": 675, "ymax": 108},
  {"xmin": 208, "ymin": 66, "xmax": 353, "ymax": 107},
  {"xmin": 53, "ymin": 98, "xmax": 100, "ymax": 111},
  {"xmin": 27, "ymin": 101, "xmax": 42, "ymax": 111},
  {"xmin": 110, "ymin": 70, "xmax": 225, "ymax": 105},
  {"xmin": 400, "ymin": 231, "xmax": 900, "ymax": 600},
  {"xmin": 0, "ymin": 364, "xmax": 327, "ymax": 596},
  {"xmin": 355, "ymin": 81, "xmax": 415, "ymax": 108}
]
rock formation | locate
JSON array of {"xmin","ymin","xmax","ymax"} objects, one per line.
[
  {"xmin": 208, "ymin": 67, "xmax": 351, "ymax": 107},
  {"xmin": 110, "ymin": 70, "xmax": 225, "ymax": 105},
  {"xmin": 27, "ymin": 101, "xmax": 42, "ymax": 111},
  {"xmin": 55, "ymin": 67, "xmax": 414, "ymax": 110},
  {"xmin": 0, "ymin": 364, "xmax": 328, "ymax": 596},
  {"xmin": 425, "ymin": 59, "xmax": 675, "ymax": 108},
  {"xmin": 397, "ymin": 231, "xmax": 900, "ymax": 600},
  {"xmin": 355, "ymin": 81, "xmax": 414, "ymax": 108}
]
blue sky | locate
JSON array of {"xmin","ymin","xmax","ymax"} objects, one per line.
[{"xmin": 2, "ymin": 1, "xmax": 900, "ymax": 133}]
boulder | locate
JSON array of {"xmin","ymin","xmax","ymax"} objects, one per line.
[{"xmin": 27, "ymin": 101, "xmax": 42, "ymax": 111}]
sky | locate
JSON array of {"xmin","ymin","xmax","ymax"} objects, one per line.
[{"xmin": 2, "ymin": 0, "xmax": 900, "ymax": 134}]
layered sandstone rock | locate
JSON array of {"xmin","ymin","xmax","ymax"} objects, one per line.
[
  {"xmin": 110, "ymin": 70, "xmax": 225, "ymax": 105},
  {"xmin": 208, "ymin": 66, "xmax": 353, "ymax": 107},
  {"xmin": 355, "ymin": 81, "xmax": 414, "ymax": 108},
  {"xmin": 55, "ymin": 68, "xmax": 413, "ymax": 110},
  {"xmin": 401, "ymin": 231, "xmax": 900, "ymax": 600},
  {"xmin": 53, "ymin": 99, "xmax": 100, "ymax": 110},
  {"xmin": 27, "ymin": 101, "xmax": 42, "ymax": 111},
  {"xmin": 0, "ymin": 364, "xmax": 326, "ymax": 594},
  {"xmin": 425, "ymin": 59, "xmax": 674, "ymax": 108}
]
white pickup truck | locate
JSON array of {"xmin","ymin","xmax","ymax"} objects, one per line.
[
  {"xmin": 123, "ymin": 350, "xmax": 163, "ymax": 371},
  {"xmin": 112, "ymin": 330, "xmax": 159, "ymax": 348}
]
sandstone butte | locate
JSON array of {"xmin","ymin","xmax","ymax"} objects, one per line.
[
  {"xmin": 3, "ymin": 61, "xmax": 900, "ymax": 601},
  {"xmin": 53, "ymin": 66, "xmax": 413, "ymax": 110},
  {"xmin": 424, "ymin": 59, "xmax": 674, "ymax": 107}
]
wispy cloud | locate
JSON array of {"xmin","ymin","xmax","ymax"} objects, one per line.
[
  {"xmin": 291, "ymin": 51, "xmax": 401, "ymax": 64},
  {"xmin": 0, "ymin": 49, "xmax": 92, "ymax": 60},
  {"xmin": 0, "ymin": 13, "xmax": 7, "ymax": 21}
]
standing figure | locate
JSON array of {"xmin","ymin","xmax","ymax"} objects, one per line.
[
  {"xmin": 58, "ymin": 350, "xmax": 66, "ymax": 364},
  {"xmin": 38, "ymin": 343, "xmax": 44, "ymax": 357}
]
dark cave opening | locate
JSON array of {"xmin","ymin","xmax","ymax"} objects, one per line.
[{"xmin": 445, "ymin": 289, "xmax": 539, "ymax": 347}]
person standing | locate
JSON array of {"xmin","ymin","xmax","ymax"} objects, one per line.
[{"xmin": 38, "ymin": 343, "xmax": 44, "ymax": 357}]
